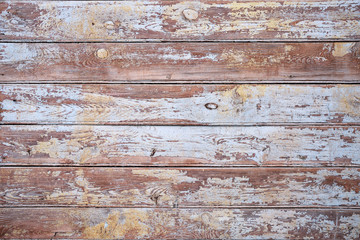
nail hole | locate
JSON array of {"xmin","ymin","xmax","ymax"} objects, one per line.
[
  {"xmin": 151, "ymin": 195, "xmax": 160, "ymax": 205},
  {"xmin": 12, "ymin": 99, "xmax": 17, "ymax": 103},
  {"xmin": 92, "ymin": 22, "xmax": 95, "ymax": 26},
  {"xmin": 205, "ymin": 103, "xmax": 218, "ymax": 110},
  {"xmin": 150, "ymin": 148, "xmax": 156, "ymax": 157},
  {"xmin": 289, "ymin": 75, "xmax": 295, "ymax": 78}
]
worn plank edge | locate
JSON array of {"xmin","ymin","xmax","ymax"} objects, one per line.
[
  {"xmin": 1, "ymin": 206, "xmax": 360, "ymax": 209},
  {"xmin": 2, "ymin": 123, "xmax": 360, "ymax": 126},
  {"xmin": 1, "ymin": 39, "xmax": 360, "ymax": 43},
  {"xmin": 2, "ymin": 80, "xmax": 360, "ymax": 84}
]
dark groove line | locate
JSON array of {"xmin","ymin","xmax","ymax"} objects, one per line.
[
  {"xmin": 1, "ymin": 82, "xmax": 360, "ymax": 86},
  {"xmin": 1, "ymin": 123, "xmax": 360, "ymax": 127},
  {"xmin": 1, "ymin": 165, "xmax": 360, "ymax": 168},
  {"xmin": 1, "ymin": 206, "xmax": 360, "ymax": 210},
  {"xmin": 1, "ymin": 40, "xmax": 360, "ymax": 44},
  {"xmin": 1, "ymin": 81, "xmax": 360, "ymax": 85}
]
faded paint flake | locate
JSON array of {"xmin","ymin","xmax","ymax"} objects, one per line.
[
  {"xmin": 332, "ymin": 42, "xmax": 356, "ymax": 57},
  {"xmin": 132, "ymin": 169, "xmax": 198, "ymax": 184},
  {"xmin": 83, "ymin": 210, "xmax": 150, "ymax": 239}
]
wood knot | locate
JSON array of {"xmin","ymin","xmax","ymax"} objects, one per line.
[
  {"xmin": 104, "ymin": 21, "xmax": 115, "ymax": 30},
  {"xmin": 183, "ymin": 9, "xmax": 199, "ymax": 21},
  {"xmin": 95, "ymin": 48, "xmax": 109, "ymax": 59},
  {"xmin": 205, "ymin": 103, "xmax": 218, "ymax": 110}
]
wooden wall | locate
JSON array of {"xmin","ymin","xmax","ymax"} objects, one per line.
[{"xmin": 0, "ymin": 0, "xmax": 359, "ymax": 239}]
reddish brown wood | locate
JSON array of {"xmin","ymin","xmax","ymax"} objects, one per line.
[
  {"xmin": 1, "ymin": 0, "xmax": 359, "ymax": 41},
  {"xmin": 0, "ymin": 43, "xmax": 359, "ymax": 82},
  {"xmin": 1, "ymin": 167, "xmax": 359, "ymax": 207},
  {"xmin": 0, "ymin": 208, "xmax": 359, "ymax": 239}
]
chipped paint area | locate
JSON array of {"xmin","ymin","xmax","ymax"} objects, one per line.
[
  {"xmin": 3, "ymin": 208, "xmax": 356, "ymax": 239},
  {"xmin": 1, "ymin": 84, "xmax": 360, "ymax": 125},
  {"xmin": 183, "ymin": 169, "xmax": 360, "ymax": 206},
  {"xmin": 1, "ymin": 125, "xmax": 359, "ymax": 166},
  {"xmin": 334, "ymin": 85, "xmax": 360, "ymax": 120},
  {"xmin": 132, "ymin": 169, "xmax": 198, "ymax": 184},
  {"xmin": 220, "ymin": 45, "xmax": 329, "ymax": 68},
  {"xmin": 0, "ymin": 43, "xmax": 359, "ymax": 82},
  {"xmin": 247, "ymin": 210, "xmax": 336, "ymax": 239},
  {"xmin": 2, "ymin": 168, "xmax": 360, "ymax": 208},
  {"xmin": 82, "ymin": 209, "xmax": 150, "ymax": 239},
  {"xmin": 338, "ymin": 214, "xmax": 360, "ymax": 240},
  {"xmin": 333, "ymin": 42, "xmax": 356, "ymax": 57},
  {"xmin": 0, "ymin": 1, "xmax": 359, "ymax": 40},
  {"xmin": 31, "ymin": 137, "xmax": 99, "ymax": 164},
  {"xmin": 221, "ymin": 85, "xmax": 267, "ymax": 103},
  {"xmin": 0, "ymin": 43, "xmax": 101, "ymax": 72}
]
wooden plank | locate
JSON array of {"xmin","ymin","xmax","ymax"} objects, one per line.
[
  {"xmin": 1, "ymin": 43, "xmax": 359, "ymax": 82},
  {"xmin": 1, "ymin": 125, "xmax": 360, "ymax": 166},
  {"xmin": 1, "ymin": 84, "xmax": 360, "ymax": 124},
  {"xmin": 1, "ymin": 1, "xmax": 359, "ymax": 41},
  {"xmin": 0, "ymin": 208, "xmax": 359, "ymax": 239},
  {"xmin": 1, "ymin": 167, "xmax": 360, "ymax": 207}
]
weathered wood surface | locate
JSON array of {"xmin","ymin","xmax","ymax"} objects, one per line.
[
  {"xmin": 1, "ymin": 125, "xmax": 359, "ymax": 166},
  {"xmin": 1, "ymin": 84, "xmax": 360, "ymax": 124},
  {"xmin": 1, "ymin": 43, "xmax": 359, "ymax": 82},
  {"xmin": 1, "ymin": 167, "xmax": 360, "ymax": 207},
  {"xmin": 1, "ymin": 208, "xmax": 359, "ymax": 239},
  {"xmin": 1, "ymin": 0, "xmax": 359, "ymax": 41}
]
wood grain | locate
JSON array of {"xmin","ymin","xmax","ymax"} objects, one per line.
[
  {"xmin": 1, "ymin": 0, "xmax": 359, "ymax": 41},
  {"xmin": 1, "ymin": 125, "xmax": 359, "ymax": 166},
  {"xmin": 1, "ymin": 84, "xmax": 360, "ymax": 124},
  {"xmin": 1, "ymin": 208, "xmax": 359, "ymax": 239},
  {"xmin": 1, "ymin": 167, "xmax": 360, "ymax": 207},
  {"xmin": 1, "ymin": 43, "xmax": 359, "ymax": 82}
]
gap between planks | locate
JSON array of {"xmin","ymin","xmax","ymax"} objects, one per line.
[
  {"xmin": 2, "ymin": 80, "xmax": 360, "ymax": 84},
  {"xmin": 1, "ymin": 82, "xmax": 360, "ymax": 85},
  {"xmin": 1, "ymin": 206, "xmax": 360, "ymax": 210},
  {"xmin": 1, "ymin": 165, "xmax": 360, "ymax": 168},
  {"xmin": 2, "ymin": 123, "xmax": 360, "ymax": 126},
  {"xmin": 1, "ymin": 40, "xmax": 360, "ymax": 43}
]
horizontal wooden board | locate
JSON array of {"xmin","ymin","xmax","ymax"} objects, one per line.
[
  {"xmin": 1, "ymin": 125, "xmax": 360, "ymax": 166},
  {"xmin": 1, "ymin": 84, "xmax": 360, "ymax": 124},
  {"xmin": 1, "ymin": 167, "xmax": 360, "ymax": 207},
  {"xmin": 1, "ymin": 0, "xmax": 359, "ymax": 41},
  {"xmin": 1, "ymin": 208, "xmax": 359, "ymax": 239},
  {"xmin": 1, "ymin": 43, "xmax": 359, "ymax": 82}
]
